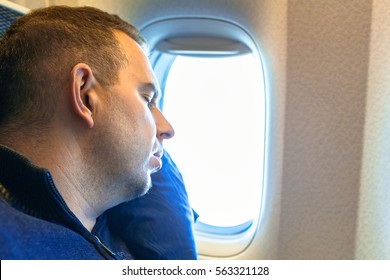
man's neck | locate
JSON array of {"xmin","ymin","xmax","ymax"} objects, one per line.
[{"xmin": 49, "ymin": 159, "xmax": 99, "ymax": 232}]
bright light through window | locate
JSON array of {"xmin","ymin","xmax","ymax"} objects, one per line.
[{"xmin": 163, "ymin": 54, "xmax": 265, "ymax": 228}]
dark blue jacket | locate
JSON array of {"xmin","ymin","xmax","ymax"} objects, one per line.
[{"xmin": 0, "ymin": 145, "xmax": 132, "ymax": 260}]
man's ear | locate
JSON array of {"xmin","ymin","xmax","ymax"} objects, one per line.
[{"xmin": 69, "ymin": 63, "xmax": 97, "ymax": 129}]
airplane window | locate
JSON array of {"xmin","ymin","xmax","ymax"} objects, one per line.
[{"xmin": 163, "ymin": 54, "xmax": 265, "ymax": 231}]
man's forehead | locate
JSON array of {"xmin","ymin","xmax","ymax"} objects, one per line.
[{"xmin": 114, "ymin": 30, "xmax": 147, "ymax": 58}]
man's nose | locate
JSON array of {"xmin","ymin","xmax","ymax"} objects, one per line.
[{"xmin": 153, "ymin": 109, "xmax": 175, "ymax": 141}]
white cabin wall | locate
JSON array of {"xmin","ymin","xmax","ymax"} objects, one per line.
[
  {"xmin": 8, "ymin": 0, "xmax": 45, "ymax": 9},
  {"xmin": 356, "ymin": 0, "xmax": 390, "ymax": 260},
  {"xmin": 9, "ymin": 0, "xmax": 78, "ymax": 9}
]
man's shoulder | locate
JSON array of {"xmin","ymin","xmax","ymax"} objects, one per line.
[
  {"xmin": 0, "ymin": 198, "xmax": 61, "ymax": 233},
  {"xmin": 0, "ymin": 199, "xmax": 103, "ymax": 260}
]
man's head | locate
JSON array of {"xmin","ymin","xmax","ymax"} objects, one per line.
[
  {"xmin": 0, "ymin": 5, "xmax": 145, "ymax": 131},
  {"xmin": 0, "ymin": 6, "xmax": 174, "ymax": 212}
]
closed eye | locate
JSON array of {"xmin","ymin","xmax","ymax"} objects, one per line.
[
  {"xmin": 139, "ymin": 82, "xmax": 160, "ymax": 109},
  {"xmin": 139, "ymin": 82, "xmax": 160, "ymax": 102},
  {"xmin": 143, "ymin": 95, "xmax": 157, "ymax": 109},
  {"xmin": 144, "ymin": 95, "xmax": 152, "ymax": 104}
]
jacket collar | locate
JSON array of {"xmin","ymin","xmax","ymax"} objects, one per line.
[{"xmin": 0, "ymin": 145, "xmax": 88, "ymax": 235}]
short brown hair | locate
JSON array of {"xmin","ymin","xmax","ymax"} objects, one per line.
[{"xmin": 0, "ymin": 6, "xmax": 146, "ymax": 129}]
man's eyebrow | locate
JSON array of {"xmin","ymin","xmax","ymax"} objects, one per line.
[{"xmin": 138, "ymin": 83, "xmax": 160, "ymax": 100}]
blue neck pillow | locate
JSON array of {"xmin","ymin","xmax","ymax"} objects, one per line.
[{"xmin": 106, "ymin": 150, "xmax": 198, "ymax": 260}]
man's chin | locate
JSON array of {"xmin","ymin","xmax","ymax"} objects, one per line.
[
  {"xmin": 143, "ymin": 179, "xmax": 153, "ymax": 195},
  {"xmin": 136, "ymin": 177, "xmax": 153, "ymax": 198},
  {"xmin": 122, "ymin": 175, "xmax": 152, "ymax": 202}
]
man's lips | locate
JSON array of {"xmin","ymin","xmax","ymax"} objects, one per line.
[
  {"xmin": 153, "ymin": 149, "xmax": 164, "ymax": 159},
  {"xmin": 150, "ymin": 148, "xmax": 164, "ymax": 173}
]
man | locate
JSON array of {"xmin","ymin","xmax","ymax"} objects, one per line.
[{"xmin": 0, "ymin": 6, "xmax": 174, "ymax": 259}]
